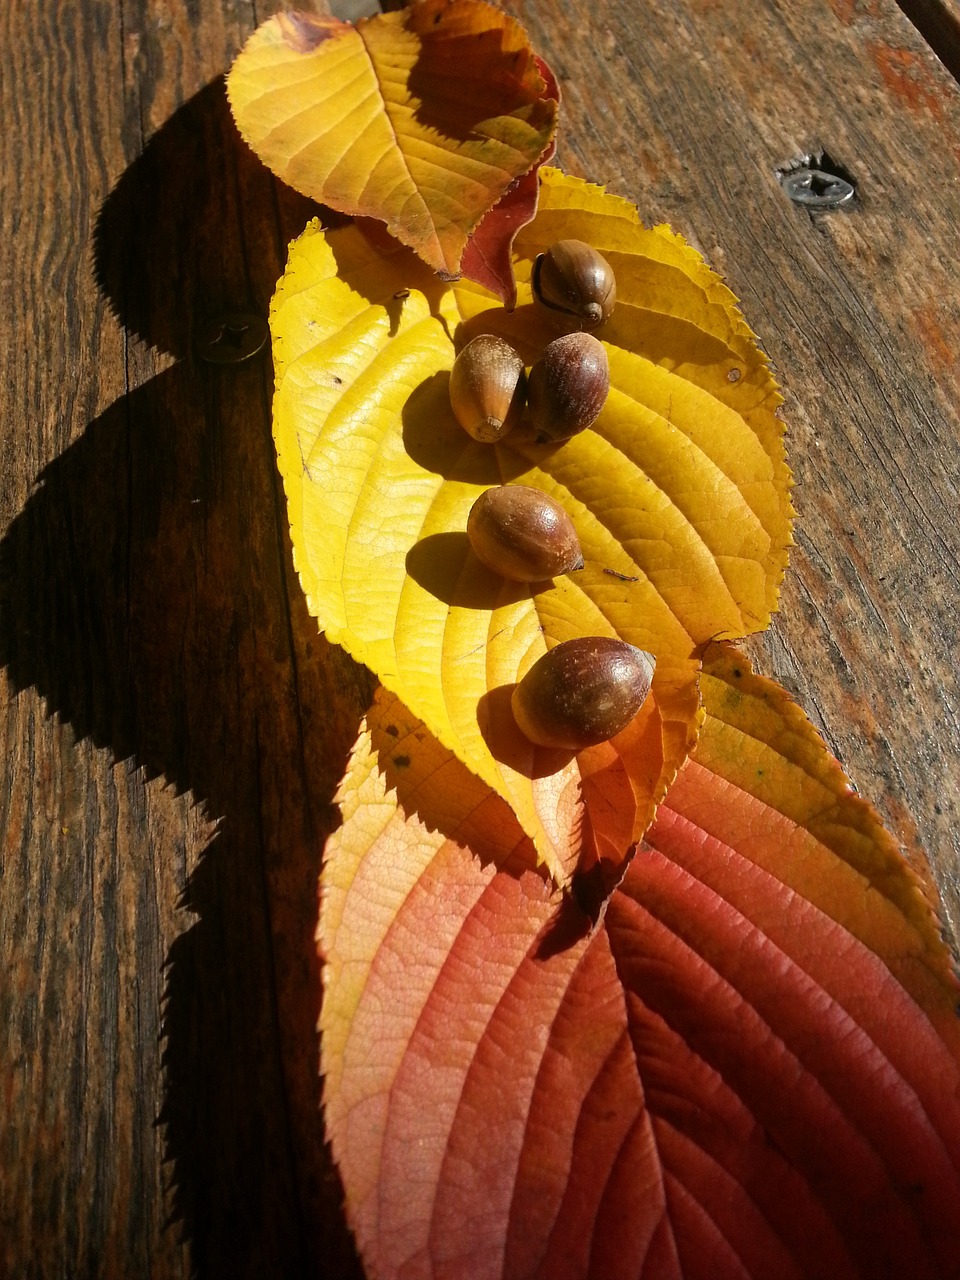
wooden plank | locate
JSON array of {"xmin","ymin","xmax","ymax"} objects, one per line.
[
  {"xmin": 512, "ymin": 0, "xmax": 960, "ymax": 940},
  {"xmin": 2, "ymin": 0, "xmax": 960, "ymax": 1277},
  {"xmin": 898, "ymin": 0, "xmax": 960, "ymax": 79},
  {"xmin": 0, "ymin": 2, "xmax": 367, "ymax": 1277}
]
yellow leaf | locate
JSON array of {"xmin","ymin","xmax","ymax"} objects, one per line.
[
  {"xmin": 227, "ymin": 2, "xmax": 557, "ymax": 277},
  {"xmin": 272, "ymin": 169, "xmax": 792, "ymax": 877}
]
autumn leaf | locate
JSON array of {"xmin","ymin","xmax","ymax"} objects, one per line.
[
  {"xmin": 319, "ymin": 650, "xmax": 960, "ymax": 1280},
  {"xmin": 459, "ymin": 57, "xmax": 560, "ymax": 305},
  {"xmin": 226, "ymin": 1, "xmax": 558, "ymax": 277},
  {"xmin": 272, "ymin": 168, "xmax": 792, "ymax": 878},
  {"xmin": 649, "ymin": 646, "xmax": 959, "ymax": 1024}
]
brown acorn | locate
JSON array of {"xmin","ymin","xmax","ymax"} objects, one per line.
[
  {"xmin": 511, "ymin": 637, "xmax": 655, "ymax": 750},
  {"xmin": 467, "ymin": 486, "xmax": 584, "ymax": 583},
  {"xmin": 449, "ymin": 334, "xmax": 526, "ymax": 443},
  {"xmin": 532, "ymin": 239, "xmax": 616, "ymax": 329},
  {"xmin": 527, "ymin": 332, "xmax": 610, "ymax": 442}
]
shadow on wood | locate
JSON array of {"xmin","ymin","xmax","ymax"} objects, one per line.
[{"xmin": 0, "ymin": 79, "xmax": 368, "ymax": 1280}]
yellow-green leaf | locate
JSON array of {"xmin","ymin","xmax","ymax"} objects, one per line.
[
  {"xmin": 226, "ymin": 2, "xmax": 558, "ymax": 277},
  {"xmin": 271, "ymin": 169, "xmax": 792, "ymax": 877}
]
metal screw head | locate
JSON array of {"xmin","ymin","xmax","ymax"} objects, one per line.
[
  {"xmin": 781, "ymin": 167, "xmax": 855, "ymax": 210},
  {"xmin": 197, "ymin": 312, "xmax": 269, "ymax": 365}
]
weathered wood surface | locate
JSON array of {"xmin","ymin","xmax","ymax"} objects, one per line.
[
  {"xmin": 2, "ymin": 1, "xmax": 960, "ymax": 1276},
  {"xmin": 516, "ymin": 0, "xmax": 960, "ymax": 936}
]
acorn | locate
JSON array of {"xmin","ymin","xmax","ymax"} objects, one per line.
[
  {"xmin": 467, "ymin": 485, "xmax": 584, "ymax": 582},
  {"xmin": 449, "ymin": 334, "xmax": 526, "ymax": 443},
  {"xmin": 511, "ymin": 637, "xmax": 655, "ymax": 751},
  {"xmin": 531, "ymin": 239, "xmax": 616, "ymax": 329},
  {"xmin": 527, "ymin": 332, "xmax": 610, "ymax": 442}
]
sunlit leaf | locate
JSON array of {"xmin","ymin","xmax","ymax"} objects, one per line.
[
  {"xmin": 320, "ymin": 653, "xmax": 960, "ymax": 1280},
  {"xmin": 647, "ymin": 645, "xmax": 960, "ymax": 1044},
  {"xmin": 227, "ymin": 2, "xmax": 558, "ymax": 276},
  {"xmin": 272, "ymin": 169, "xmax": 791, "ymax": 877}
]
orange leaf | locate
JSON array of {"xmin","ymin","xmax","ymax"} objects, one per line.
[
  {"xmin": 320, "ymin": 652, "xmax": 960, "ymax": 1280},
  {"xmin": 648, "ymin": 644, "xmax": 960, "ymax": 1047},
  {"xmin": 227, "ymin": 2, "xmax": 558, "ymax": 276},
  {"xmin": 361, "ymin": 667, "xmax": 694, "ymax": 888}
]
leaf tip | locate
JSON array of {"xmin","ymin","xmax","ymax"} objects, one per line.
[{"xmin": 276, "ymin": 10, "xmax": 347, "ymax": 54}]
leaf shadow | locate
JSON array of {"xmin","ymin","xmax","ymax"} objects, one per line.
[
  {"xmin": 367, "ymin": 689, "xmax": 615, "ymax": 965},
  {"xmin": 403, "ymin": 7, "xmax": 553, "ymax": 141},
  {"xmin": 361, "ymin": 692, "xmax": 598, "ymax": 961},
  {"xmin": 323, "ymin": 217, "xmax": 456, "ymax": 338},
  {"xmin": 6, "ymin": 76, "xmax": 367, "ymax": 1280},
  {"xmin": 603, "ymin": 304, "xmax": 736, "ymax": 374},
  {"xmin": 367, "ymin": 693, "xmax": 540, "ymax": 880},
  {"xmin": 92, "ymin": 77, "xmax": 334, "ymax": 360},
  {"xmin": 534, "ymin": 891, "xmax": 594, "ymax": 958}
]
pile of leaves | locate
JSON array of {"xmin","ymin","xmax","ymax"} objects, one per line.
[{"xmin": 228, "ymin": 4, "xmax": 960, "ymax": 1277}]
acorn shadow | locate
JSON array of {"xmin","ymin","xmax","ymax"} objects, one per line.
[
  {"xmin": 400, "ymin": 371, "xmax": 535, "ymax": 485},
  {"xmin": 477, "ymin": 684, "xmax": 576, "ymax": 781},
  {"xmin": 453, "ymin": 303, "xmax": 554, "ymax": 362},
  {"xmin": 405, "ymin": 532, "xmax": 542, "ymax": 611}
]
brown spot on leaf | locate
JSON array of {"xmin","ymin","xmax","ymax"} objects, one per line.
[{"xmin": 277, "ymin": 12, "xmax": 346, "ymax": 54}]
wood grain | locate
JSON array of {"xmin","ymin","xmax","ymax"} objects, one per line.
[
  {"xmin": 1, "ymin": 2, "xmax": 367, "ymax": 1277},
  {"xmin": 2, "ymin": 0, "xmax": 960, "ymax": 1277},
  {"xmin": 510, "ymin": 0, "xmax": 960, "ymax": 939}
]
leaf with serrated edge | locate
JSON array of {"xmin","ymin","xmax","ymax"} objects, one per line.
[
  {"xmin": 227, "ymin": 2, "xmax": 557, "ymax": 277},
  {"xmin": 320, "ymin": 649, "xmax": 960, "ymax": 1280},
  {"xmin": 650, "ymin": 645, "xmax": 960, "ymax": 1038},
  {"xmin": 273, "ymin": 169, "xmax": 791, "ymax": 879}
]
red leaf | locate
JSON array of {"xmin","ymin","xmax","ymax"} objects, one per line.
[
  {"xmin": 460, "ymin": 57, "xmax": 561, "ymax": 306},
  {"xmin": 320, "ymin": 652, "xmax": 960, "ymax": 1279}
]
